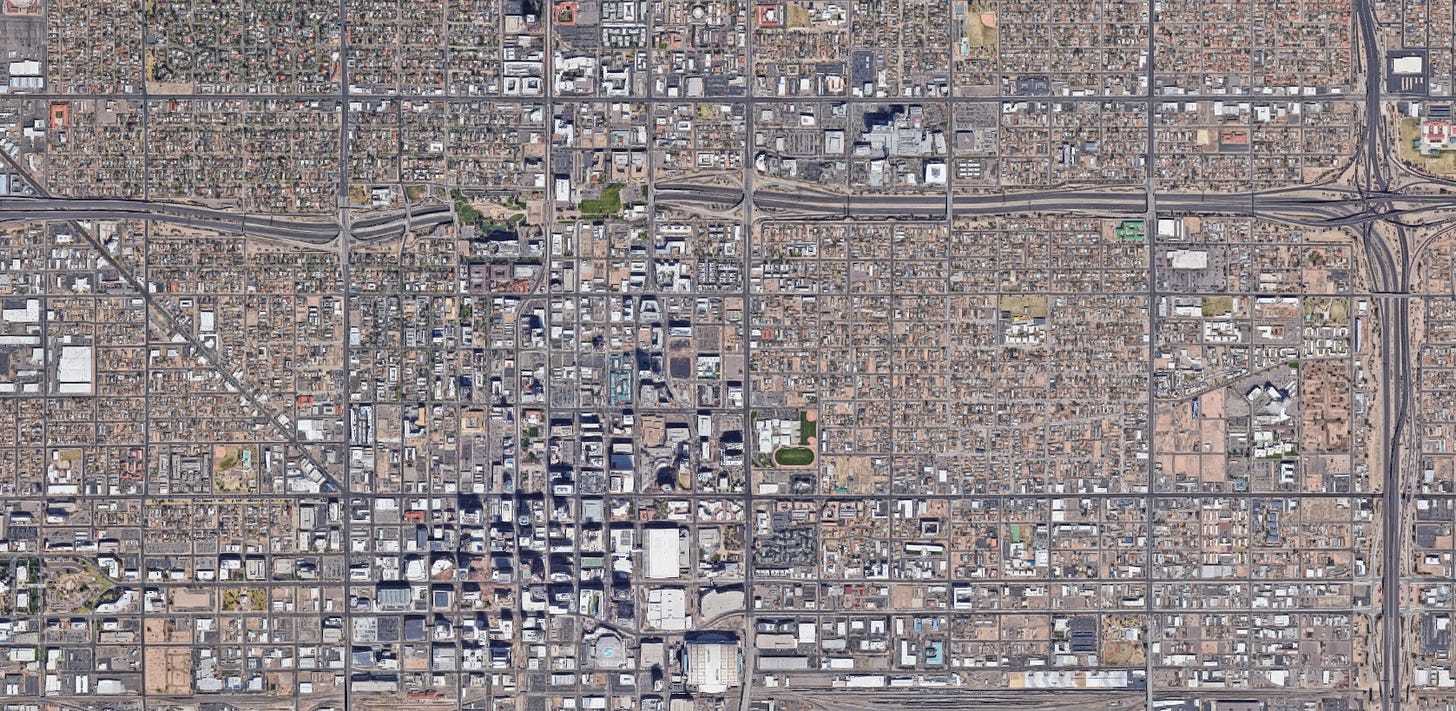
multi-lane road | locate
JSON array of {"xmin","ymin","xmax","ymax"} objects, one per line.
[
  {"xmin": 5, "ymin": 182, "xmax": 1456, "ymax": 244},
  {"xmin": 0, "ymin": 196, "xmax": 452, "ymax": 244},
  {"xmin": 0, "ymin": 76, "xmax": 1450, "ymax": 710},
  {"xmin": 1350, "ymin": 0, "xmax": 1413, "ymax": 701},
  {"xmin": 652, "ymin": 181, "xmax": 1456, "ymax": 228},
  {"xmin": 656, "ymin": 130, "xmax": 1433, "ymax": 711}
]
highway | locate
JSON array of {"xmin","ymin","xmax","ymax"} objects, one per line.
[
  {"xmin": 652, "ymin": 84, "xmax": 1429, "ymax": 711},
  {"xmin": 654, "ymin": 182, "xmax": 1456, "ymax": 227},
  {"xmin": 0, "ymin": 153, "xmax": 348, "ymax": 498},
  {"xmin": 0, "ymin": 197, "xmax": 452, "ymax": 244},
  {"xmin": 6, "ymin": 184, "xmax": 1456, "ymax": 245},
  {"xmin": 0, "ymin": 50, "xmax": 1447, "ymax": 707},
  {"xmin": 1351, "ymin": 0, "xmax": 1411, "ymax": 701}
]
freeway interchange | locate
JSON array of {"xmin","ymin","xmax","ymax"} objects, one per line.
[
  {"xmin": 5, "ymin": 182, "xmax": 1456, "ymax": 244},
  {"xmin": 0, "ymin": 112, "xmax": 1451, "ymax": 711}
]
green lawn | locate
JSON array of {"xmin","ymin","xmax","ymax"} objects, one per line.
[
  {"xmin": 451, "ymin": 189, "xmax": 482, "ymax": 225},
  {"xmin": 799, "ymin": 412, "xmax": 817, "ymax": 444},
  {"xmin": 774, "ymin": 447, "xmax": 815, "ymax": 466},
  {"xmin": 578, "ymin": 183, "xmax": 624, "ymax": 217}
]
